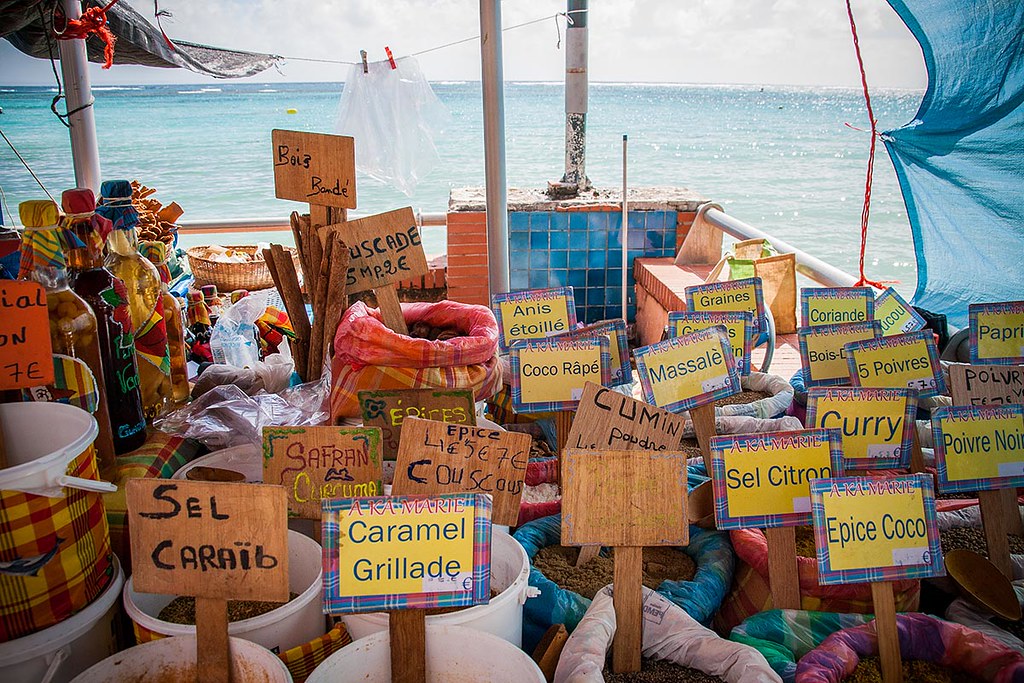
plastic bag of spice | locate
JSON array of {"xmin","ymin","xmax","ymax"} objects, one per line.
[
  {"xmin": 554, "ymin": 586, "xmax": 781, "ymax": 683},
  {"xmin": 710, "ymin": 372, "xmax": 794, "ymax": 419}
]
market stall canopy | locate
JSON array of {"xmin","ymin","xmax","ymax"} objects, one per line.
[{"xmin": 1, "ymin": 0, "xmax": 280, "ymax": 78}]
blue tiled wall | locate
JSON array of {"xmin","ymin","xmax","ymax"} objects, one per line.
[{"xmin": 508, "ymin": 210, "xmax": 677, "ymax": 323}]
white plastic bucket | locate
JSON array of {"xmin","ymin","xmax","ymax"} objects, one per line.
[
  {"xmin": 172, "ymin": 443, "xmax": 263, "ymax": 483},
  {"xmin": 0, "ymin": 555, "xmax": 123, "ymax": 683},
  {"xmin": 124, "ymin": 529, "xmax": 325, "ymax": 654},
  {"xmin": 341, "ymin": 530, "xmax": 532, "ymax": 647},
  {"xmin": 70, "ymin": 635, "xmax": 292, "ymax": 682},
  {"xmin": 306, "ymin": 624, "xmax": 544, "ymax": 683}
]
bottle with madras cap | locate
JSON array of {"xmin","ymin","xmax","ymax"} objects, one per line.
[
  {"xmin": 95, "ymin": 180, "xmax": 173, "ymax": 418},
  {"xmin": 60, "ymin": 191, "xmax": 148, "ymax": 455},
  {"xmin": 140, "ymin": 240, "xmax": 190, "ymax": 403}
]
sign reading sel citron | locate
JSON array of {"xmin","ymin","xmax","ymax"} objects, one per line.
[
  {"xmin": 685, "ymin": 277, "xmax": 765, "ymax": 334},
  {"xmin": 710, "ymin": 429, "xmax": 843, "ymax": 529},
  {"xmin": 874, "ymin": 287, "xmax": 926, "ymax": 336},
  {"xmin": 509, "ymin": 337, "xmax": 611, "ymax": 413},
  {"xmin": 931, "ymin": 405, "xmax": 1024, "ymax": 494},
  {"xmin": 800, "ymin": 287, "xmax": 875, "ymax": 327},
  {"xmin": 969, "ymin": 301, "xmax": 1024, "ymax": 365},
  {"xmin": 846, "ymin": 330, "xmax": 945, "ymax": 398},
  {"xmin": 491, "ymin": 287, "xmax": 577, "ymax": 352},
  {"xmin": 810, "ymin": 474, "xmax": 944, "ymax": 585},
  {"xmin": 668, "ymin": 311, "xmax": 753, "ymax": 376},
  {"xmin": 634, "ymin": 326, "xmax": 741, "ymax": 413},
  {"xmin": 322, "ymin": 493, "xmax": 492, "ymax": 613},
  {"xmin": 798, "ymin": 321, "xmax": 881, "ymax": 388},
  {"xmin": 551, "ymin": 318, "xmax": 632, "ymax": 385},
  {"xmin": 806, "ymin": 387, "xmax": 918, "ymax": 471}
]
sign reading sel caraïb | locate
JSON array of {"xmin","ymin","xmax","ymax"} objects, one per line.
[
  {"xmin": 0, "ymin": 280, "xmax": 54, "ymax": 390},
  {"xmin": 800, "ymin": 287, "xmax": 875, "ymax": 328},
  {"xmin": 492, "ymin": 287, "xmax": 577, "ymax": 353},
  {"xmin": 126, "ymin": 479, "xmax": 289, "ymax": 601},
  {"xmin": 710, "ymin": 429, "xmax": 843, "ymax": 529},
  {"xmin": 262, "ymin": 426, "xmax": 383, "ymax": 520},
  {"xmin": 810, "ymin": 474, "xmax": 944, "ymax": 585},
  {"xmin": 931, "ymin": 405, "xmax": 1024, "ymax": 494},
  {"xmin": 634, "ymin": 327, "xmax": 741, "ymax": 413},
  {"xmin": 509, "ymin": 337, "xmax": 611, "ymax": 413},
  {"xmin": 798, "ymin": 321, "xmax": 881, "ymax": 388},
  {"xmin": 271, "ymin": 129, "xmax": 356, "ymax": 208},
  {"xmin": 669, "ymin": 311, "xmax": 754, "ymax": 376},
  {"xmin": 551, "ymin": 318, "xmax": 632, "ymax": 385},
  {"xmin": 322, "ymin": 493, "xmax": 492, "ymax": 613},
  {"xmin": 969, "ymin": 301, "xmax": 1024, "ymax": 365},
  {"xmin": 685, "ymin": 277, "xmax": 765, "ymax": 334},
  {"xmin": 806, "ymin": 387, "xmax": 918, "ymax": 471},
  {"xmin": 565, "ymin": 382, "xmax": 687, "ymax": 452},
  {"xmin": 846, "ymin": 330, "xmax": 945, "ymax": 398},
  {"xmin": 874, "ymin": 288, "xmax": 926, "ymax": 336},
  {"xmin": 358, "ymin": 388, "xmax": 476, "ymax": 461}
]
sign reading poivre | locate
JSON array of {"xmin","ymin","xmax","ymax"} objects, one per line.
[
  {"xmin": 931, "ymin": 405, "xmax": 1024, "ymax": 494},
  {"xmin": 949, "ymin": 364, "xmax": 1024, "ymax": 407}
]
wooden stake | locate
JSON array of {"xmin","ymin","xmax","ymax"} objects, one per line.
[
  {"xmin": 909, "ymin": 429, "xmax": 925, "ymax": 474},
  {"xmin": 374, "ymin": 285, "xmax": 408, "ymax": 336},
  {"xmin": 265, "ymin": 245, "xmax": 311, "ymax": 382},
  {"xmin": 555, "ymin": 411, "xmax": 573, "ymax": 486},
  {"xmin": 870, "ymin": 581, "xmax": 903, "ymax": 683},
  {"xmin": 389, "ymin": 609, "xmax": 426, "ymax": 683},
  {"xmin": 308, "ymin": 238, "xmax": 334, "ymax": 382},
  {"xmin": 532, "ymin": 624, "xmax": 569, "ymax": 683},
  {"xmin": 979, "ymin": 489, "xmax": 1017, "ymax": 579},
  {"xmin": 288, "ymin": 212, "xmax": 313, "ymax": 290},
  {"xmin": 765, "ymin": 526, "xmax": 801, "ymax": 610},
  {"xmin": 612, "ymin": 546, "xmax": 643, "ymax": 674},
  {"xmin": 196, "ymin": 597, "xmax": 230, "ymax": 683},
  {"xmin": 690, "ymin": 403, "xmax": 717, "ymax": 474},
  {"xmin": 321, "ymin": 235, "xmax": 351, "ymax": 363}
]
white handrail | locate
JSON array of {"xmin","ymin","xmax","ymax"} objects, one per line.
[{"xmin": 175, "ymin": 212, "xmax": 448, "ymax": 233}]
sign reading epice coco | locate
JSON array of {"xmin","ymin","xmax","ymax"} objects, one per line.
[
  {"xmin": 685, "ymin": 277, "xmax": 765, "ymax": 334},
  {"xmin": 931, "ymin": 405, "xmax": 1024, "ymax": 494},
  {"xmin": 491, "ymin": 287, "xmax": 577, "ymax": 353},
  {"xmin": 846, "ymin": 330, "xmax": 946, "ymax": 398},
  {"xmin": 634, "ymin": 327, "xmax": 741, "ymax": 413},
  {"xmin": 668, "ymin": 311, "xmax": 753, "ymax": 376},
  {"xmin": 322, "ymin": 493, "xmax": 491, "ymax": 613},
  {"xmin": 810, "ymin": 474, "xmax": 944, "ymax": 584},
  {"xmin": 800, "ymin": 287, "xmax": 875, "ymax": 327},
  {"xmin": 806, "ymin": 387, "xmax": 918, "ymax": 470},
  {"xmin": 798, "ymin": 321, "xmax": 881, "ymax": 388},
  {"xmin": 509, "ymin": 337, "xmax": 611, "ymax": 413},
  {"xmin": 970, "ymin": 301, "xmax": 1024, "ymax": 365}
]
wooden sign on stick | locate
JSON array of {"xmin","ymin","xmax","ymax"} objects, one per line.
[
  {"xmin": 0, "ymin": 280, "xmax": 54, "ymax": 391},
  {"xmin": 797, "ymin": 321, "xmax": 881, "ymax": 388},
  {"xmin": 800, "ymin": 287, "xmax": 875, "ymax": 328},
  {"xmin": 491, "ymin": 287, "xmax": 578, "ymax": 353},
  {"xmin": 562, "ymin": 449, "xmax": 688, "ymax": 673},
  {"xmin": 806, "ymin": 387, "xmax": 918, "ymax": 471},
  {"xmin": 358, "ymin": 388, "xmax": 476, "ymax": 461},
  {"xmin": 949, "ymin": 363, "xmax": 1024, "ymax": 407},
  {"xmin": 969, "ymin": 301, "xmax": 1024, "ymax": 365},
  {"xmin": 127, "ymin": 479, "xmax": 289, "ymax": 683},
  {"xmin": 391, "ymin": 417, "xmax": 532, "ymax": 526},
  {"xmin": 271, "ymin": 129, "xmax": 356, "ymax": 208},
  {"xmin": 565, "ymin": 382, "xmax": 687, "ymax": 452}
]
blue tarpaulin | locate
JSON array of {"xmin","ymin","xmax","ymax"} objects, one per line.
[{"xmin": 884, "ymin": 1, "xmax": 1024, "ymax": 328}]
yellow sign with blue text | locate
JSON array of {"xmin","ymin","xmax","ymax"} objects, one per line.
[
  {"xmin": 806, "ymin": 387, "xmax": 917, "ymax": 470},
  {"xmin": 510, "ymin": 337, "xmax": 611, "ymax": 413},
  {"xmin": 492, "ymin": 287, "xmax": 576, "ymax": 352},
  {"xmin": 634, "ymin": 326, "xmax": 741, "ymax": 413},
  {"xmin": 846, "ymin": 330, "xmax": 945, "ymax": 398},
  {"xmin": 970, "ymin": 301, "xmax": 1024, "ymax": 365},
  {"xmin": 798, "ymin": 321, "xmax": 880, "ymax": 388},
  {"xmin": 931, "ymin": 405, "xmax": 1024, "ymax": 493}
]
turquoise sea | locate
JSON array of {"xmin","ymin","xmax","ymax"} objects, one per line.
[{"xmin": 0, "ymin": 81, "xmax": 922, "ymax": 289}]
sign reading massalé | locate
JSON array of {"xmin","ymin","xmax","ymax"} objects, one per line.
[{"xmin": 633, "ymin": 326, "xmax": 741, "ymax": 413}]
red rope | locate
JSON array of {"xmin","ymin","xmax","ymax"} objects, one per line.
[
  {"xmin": 55, "ymin": 0, "xmax": 120, "ymax": 69},
  {"xmin": 845, "ymin": 0, "xmax": 885, "ymax": 289}
]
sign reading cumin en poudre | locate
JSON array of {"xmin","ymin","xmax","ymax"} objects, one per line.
[
  {"xmin": 509, "ymin": 337, "xmax": 611, "ymax": 413},
  {"xmin": 845, "ymin": 330, "xmax": 946, "ymax": 398},
  {"xmin": 633, "ymin": 327, "xmax": 741, "ymax": 413},
  {"xmin": 564, "ymin": 382, "xmax": 687, "ymax": 452},
  {"xmin": 668, "ymin": 310, "xmax": 754, "ymax": 376},
  {"xmin": 271, "ymin": 129, "xmax": 356, "ymax": 208},
  {"xmin": 798, "ymin": 321, "xmax": 881, "ymax": 388},
  {"xmin": 969, "ymin": 301, "xmax": 1024, "ymax": 365},
  {"xmin": 491, "ymin": 287, "xmax": 577, "ymax": 353},
  {"xmin": 874, "ymin": 287, "xmax": 926, "ymax": 336},
  {"xmin": 391, "ymin": 417, "xmax": 532, "ymax": 526},
  {"xmin": 948, "ymin": 363, "xmax": 1024, "ymax": 407},
  {"xmin": 685, "ymin": 277, "xmax": 765, "ymax": 334},
  {"xmin": 321, "ymin": 207, "xmax": 427, "ymax": 293},
  {"xmin": 358, "ymin": 388, "xmax": 476, "ymax": 461},
  {"xmin": 800, "ymin": 287, "xmax": 875, "ymax": 328},
  {"xmin": 321, "ymin": 493, "xmax": 492, "ymax": 613},
  {"xmin": 551, "ymin": 318, "xmax": 632, "ymax": 385},
  {"xmin": 262, "ymin": 426, "xmax": 383, "ymax": 520},
  {"xmin": 931, "ymin": 405, "xmax": 1024, "ymax": 494},
  {"xmin": 0, "ymin": 280, "xmax": 54, "ymax": 390},
  {"xmin": 806, "ymin": 387, "xmax": 918, "ymax": 471}
]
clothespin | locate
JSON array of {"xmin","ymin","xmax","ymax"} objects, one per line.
[
  {"xmin": 385, "ymin": 46, "xmax": 397, "ymax": 70},
  {"xmin": 360, "ymin": 50, "xmax": 368, "ymax": 74}
]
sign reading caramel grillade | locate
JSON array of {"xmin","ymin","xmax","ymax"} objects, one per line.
[
  {"xmin": 271, "ymin": 129, "xmax": 356, "ymax": 208},
  {"xmin": 800, "ymin": 287, "xmax": 875, "ymax": 328},
  {"xmin": 509, "ymin": 336, "xmax": 611, "ymax": 413},
  {"xmin": 685, "ymin": 277, "xmax": 765, "ymax": 334},
  {"xmin": 798, "ymin": 321, "xmax": 882, "ymax": 388},
  {"xmin": 321, "ymin": 207, "xmax": 428, "ymax": 293},
  {"xmin": 0, "ymin": 280, "xmax": 54, "ymax": 390},
  {"xmin": 550, "ymin": 318, "xmax": 632, "ymax": 385},
  {"xmin": 565, "ymin": 382, "xmax": 687, "ymax": 452},
  {"xmin": 874, "ymin": 287, "xmax": 927, "ymax": 336},
  {"xmin": 810, "ymin": 474, "xmax": 944, "ymax": 585},
  {"xmin": 710, "ymin": 429, "xmax": 843, "ymax": 529},
  {"xmin": 948, "ymin": 363, "xmax": 1024, "ymax": 407},
  {"xmin": 391, "ymin": 417, "xmax": 532, "ymax": 526},
  {"xmin": 491, "ymin": 287, "xmax": 577, "ymax": 353},
  {"xmin": 806, "ymin": 387, "xmax": 918, "ymax": 471},
  {"xmin": 633, "ymin": 327, "xmax": 741, "ymax": 413},
  {"xmin": 969, "ymin": 301, "xmax": 1024, "ymax": 365},
  {"xmin": 262, "ymin": 426, "xmax": 383, "ymax": 520},
  {"xmin": 845, "ymin": 330, "xmax": 946, "ymax": 398},
  {"xmin": 358, "ymin": 388, "xmax": 476, "ymax": 461},
  {"xmin": 126, "ymin": 479, "xmax": 289, "ymax": 600},
  {"xmin": 322, "ymin": 493, "xmax": 492, "ymax": 613},
  {"xmin": 931, "ymin": 405, "xmax": 1024, "ymax": 494},
  {"xmin": 668, "ymin": 310, "xmax": 754, "ymax": 376}
]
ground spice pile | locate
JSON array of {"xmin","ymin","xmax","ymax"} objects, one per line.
[
  {"xmin": 158, "ymin": 593, "xmax": 299, "ymax": 624},
  {"xmin": 533, "ymin": 546, "xmax": 696, "ymax": 600},
  {"xmin": 715, "ymin": 389, "xmax": 772, "ymax": 407},
  {"xmin": 939, "ymin": 527, "xmax": 1024, "ymax": 557},
  {"xmin": 846, "ymin": 656, "xmax": 985, "ymax": 683},
  {"xmin": 795, "ymin": 526, "xmax": 817, "ymax": 558},
  {"xmin": 602, "ymin": 657, "xmax": 726, "ymax": 682}
]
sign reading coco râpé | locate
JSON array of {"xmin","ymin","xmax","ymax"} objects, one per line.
[
  {"xmin": 806, "ymin": 387, "xmax": 918, "ymax": 470},
  {"xmin": 798, "ymin": 321, "xmax": 881, "ymax": 388},
  {"xmin": 491, "ymin": 287, "xmax": 577, "ymax": 353},
  {"xmin": 931, "ymin": 405, "xmax": 1024, "ymax": 494},
  {"xmin": 800, "ymin": 287, "xmax": 875, "ymax": 328},
  {"xmin": 810, "ymin": 474, "xmax": 944, "ymax": 585},
  {"xmin": 551, "ymin": 318, "xmax": 632, "ymax": 385},
  {"xmin": 969, "ymin": 301, "xmax": 1024, "ymax": 365},
  {"xmin": 845, "ymin": 330, "xmax": 946, "ymax": 398},
  {"xmin": 321, "ymin": 493, "xmax": 491, "ymax": 613},
  {"xmin": 685, "ymin": 277, "xmax": 765, "ymax": 334},
  {"xmin": 668, "ymin": 311, "xmax": 754, "ymax": 376},
  {"xmin": 633, "ymin": 327, "xmax": 741, "ymax": 413},
  {"xmin": 508, "ymin": 337, "xmax": 611, "ymax": 413}
]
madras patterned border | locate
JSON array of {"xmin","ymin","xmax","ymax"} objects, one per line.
[
  {"xmin": 800, "ymin": 287, "xmax": 875, "ymax": 328},
  {"xmin": 931, "ymin": 404, "xmax": 1024, "ymax": 494},
  {"xmin": 508, "ymin": 336, "xmax": 612, "ymax": 414},
  {"xmin": 634, "ymin": 326, "xmax": 742, "ymax": 413},
  {"xmin": 491, "ymin": 286, "xmax": 578, "ymax": 353},
  {"xmin": 797, "ymin": 321, "xmax": 882, "ymax": 388},
  {"xmin": 684, "ymin": 276, "xmax": 765, "ymax": 335},
  {"xmin": 969, "ymin": 301, "xmax": 1024, "ymax": 365},
  {"xmin": 805, "ymin": 387, "xmax": 919, "ymax": 471},
  {"xmin": 668, "ymin": 310, "xmax": 754, "ymax": 376},
  {"xmin": 844, "ymin": 329, "xmax": 946, "ymax": 399}
]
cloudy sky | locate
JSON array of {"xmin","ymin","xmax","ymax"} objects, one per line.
[{"xmin": 1, "ymin": 0, "xmax": 925, "ymax": 88}]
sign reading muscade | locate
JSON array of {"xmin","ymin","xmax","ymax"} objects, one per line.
[
  {"xmin": 491, "ymin": 287, "xmax": 577, "ymax": 353},
  {"xmin": 710, "ymin": 429, "xmax": 843, "ymax": 529},
  {"xmin": 800, "ymin": 287, "xmax": 875, "ymax": 328},
  {"xmin": 685, "ymin": 277, "xmax": 765, "ymax": 333},
  {"xmin": 327, "ymin": 207, "xmax": 428, "ymax": 293},
  {"xmin": 931, "ymin": 405, "xmax": 1024, "ymax": 494},
  {"xmin": 358, "ymin": 388, "xmax": 476, "ymax": 461},
  {"xmin": 845, "ymin": 330, "xmax": 945, "ymax": 398},
  {"xmin": 551, "ymin": 318, "xmax": 632, "ymax": 385},
  {"xmin": 509, "ymin": 336, "xmax": 611, "ymax": 413},
  {"xmin": 874, "ymin": 287, "xmax": 926, "ymax": 336},
  {"xmin": 633, "ymin": 327, "xmax": 741, "ymax": 413},
  {"xmin": 668, "ymin": 311, "xmax": 753, "ymax": 376},
  {"xmin": 806, "ymin": 387, "xmax": 918, "ymax": 470},
  {"xmin": 798, "ymin": 321, "xmax": 881, "ymax": 388},
  {"xmin": 969, "ymin": 301, "xmax": 1024, "ymax": 365}
]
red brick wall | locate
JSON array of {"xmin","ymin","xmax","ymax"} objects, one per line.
[
  {"xmin": 446, "ymin": 211, "xmax": 489, "ymax": 306},
  {"xmin": 675, "ymin": 210, "xmax": 697, "ymax": 252}
]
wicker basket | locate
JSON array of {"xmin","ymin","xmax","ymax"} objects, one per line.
[{"xmin": 186, "ymin": 245, "xmax": 298, "ymax": 291}]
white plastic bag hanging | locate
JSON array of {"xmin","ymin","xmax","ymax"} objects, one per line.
[{"xmin": 335, "ymin": 56, "xmax": 448, "ymax": 196}]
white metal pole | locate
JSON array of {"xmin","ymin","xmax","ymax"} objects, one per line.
[
  {"xmin": 562, "ymin": 0, "xmax": 588, "ymax": 188},
  {"xmin": 479, "ymin": 0, "xmax": 509, "ymax": 295},
  {"xmin": 57, "ymin": 0, "xmax": 102, "ymax": 193},
  {"xmin": 621, "ymin": 134, "xmax": 628, "ymax": 321}
]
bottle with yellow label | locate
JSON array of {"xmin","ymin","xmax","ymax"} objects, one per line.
[{"xmin": 140, "ymin": 240, "xmax": 190, "ymax": 403}]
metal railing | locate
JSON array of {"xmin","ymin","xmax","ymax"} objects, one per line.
[{"xmin": 175, "ymin": 212, "xmax": 448, "ymax": 234}]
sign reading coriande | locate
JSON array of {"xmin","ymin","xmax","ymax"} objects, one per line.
[{"xmin": 800, "ymin": 287, "xmax": 875, "ymax": 328}]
